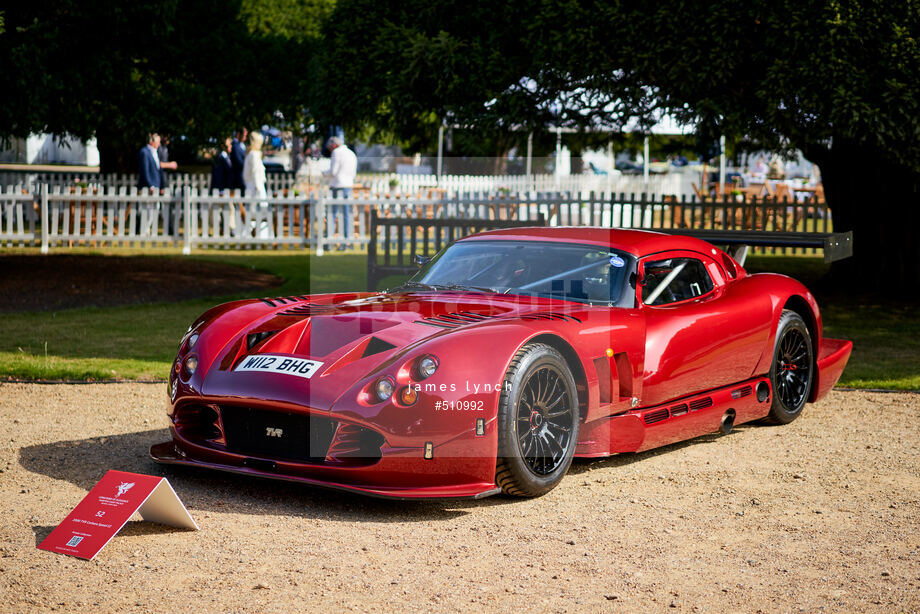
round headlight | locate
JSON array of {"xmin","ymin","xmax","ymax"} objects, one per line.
[
  {"xmin": 188, "ymin": 332, "xmax": 199, "ymax": 348},
  {"xmin": 374, "ymin": 377, "xmax": 395, "ymax": 402},
  {"xmin": 184, "ymin": 355, "xmax": 198, "ymax": 375},
  {"xmin": 398, "ymin": 386, "xmax": 418, "ymax": 405},
  {"xmin": 417, "ymin": 355, "xmax": 438, "ymax": 379}
]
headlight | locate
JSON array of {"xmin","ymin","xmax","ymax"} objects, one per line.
[
  {"xmin": 184, "ymin": 355, "xmax": 199, "ymax": 376},
  {"xmin": 417, "ymin": 355, "xmax": 438, "ymax": 379},
  {"xmin": 374, "ymin": 377, "xmax": 395, "ymax": 402},
  {"xmin": 188, "ymin": 332, "xmax": 199, "ymax": 348}
]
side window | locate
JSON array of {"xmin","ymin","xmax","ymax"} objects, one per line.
[{"xmin": 642, "ymin": 257, "xmax": 714, "ymax": 305}]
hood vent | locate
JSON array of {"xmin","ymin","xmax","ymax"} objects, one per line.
[
  {"xmin": 688, "ymin": 397, "xmax": 714, "ymax": 411},
  {"xmin": 260, "ymin": 295, "xmax": 310, "ymax": 307},
  {"xmin": 247, "ymin": 329, "xmax": 279, "ymax": 351},
  {"xmin": 278, "ymin": 303, "xmax": 337, "ymax": 317},
  {"xmin": 643, "ymin": 408, "xmax": 670, "ymax": 424},
  {"xmin": 520, "ymin": 312, "xmax": 582, "ymax": 323},
  {"xmin": 362, "ymin": 336, "xmax": 396, "ymax": 358},
  {"xmin": 415, "ymin": 311, "xmax": 494, "ymax": 328}
]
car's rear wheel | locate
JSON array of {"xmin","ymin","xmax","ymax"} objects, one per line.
[
  {"xmin": 765, "ymin": 310, "xmax": 814, "ymax": 424},
  {"xmin": 495, "ymin": 343, "xmax": 579, "ymax": 497}
]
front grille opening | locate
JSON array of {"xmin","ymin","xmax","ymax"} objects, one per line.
[
  {"xmin": 325, "ymin": 423, "xmax": 385, "ymax": 465},
  {"xmin": 219, "ymin": 406, "xmax": 338, "ymax": 463},
  {"xmin": 175, "ymin": 404, "xmax": 223, "ymax": 440}
]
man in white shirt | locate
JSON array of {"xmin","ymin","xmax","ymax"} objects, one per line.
[{"xmin": 324, "ymin": 136, "xmax": 358, "ymax": 248}]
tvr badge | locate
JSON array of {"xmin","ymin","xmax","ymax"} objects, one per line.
[{"xmin": 265, "ymin": 427, "xmax": 284, "ymax": 438}]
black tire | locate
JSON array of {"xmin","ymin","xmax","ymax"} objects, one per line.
[
  {"xmin": 765, "ymin": 309, "xmax": 815, "ymax": 424},
  {"xmin": 495, "ymin": 343, "xmax": 580, "ymax": 497}
]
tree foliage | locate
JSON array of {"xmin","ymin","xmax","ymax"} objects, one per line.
[
  {"xmin": 0, "ymin": 0, "xmax": 331, "ymax": 171},
  {"xmin": 317, "ymin": 0, "xmax": 920, "ymax": 290}
]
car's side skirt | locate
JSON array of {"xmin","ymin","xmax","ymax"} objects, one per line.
[{"xmin": 575, "ymin": 376, "xmax": 773, "ymax": 457}]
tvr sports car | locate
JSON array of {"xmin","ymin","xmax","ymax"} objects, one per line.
[{"xmin": 151, "ymin": 228, "xmax": 852, "ymax": 498}]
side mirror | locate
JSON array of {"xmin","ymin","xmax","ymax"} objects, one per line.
[{"xmin": 413, "ymin": 254, "xmax": 431, "ymax": 269}]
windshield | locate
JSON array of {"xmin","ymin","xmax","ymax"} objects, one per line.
[{"xmin": 404, "ymin": 240, "xmax": 636, "ymax": 306}]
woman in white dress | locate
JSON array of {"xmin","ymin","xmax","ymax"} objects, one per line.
[{"xmin": 242, "ymin": 132, "xmax": 272, "ymax": 238}]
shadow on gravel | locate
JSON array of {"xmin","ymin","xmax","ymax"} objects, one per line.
[
  {"xmin": 567, "ymin": 423, "xmax": 760, "ymax": 475},
  {"xmin": 31, "ymin": 521, "xmax": 179, "ymax": 547},
  {"xmin": 19, "ymin": 429, "xmax": 510, "ymax": 522},
  {"xmin": 32, "ymin": 525, "xmax": 55, "ymax": 545}
]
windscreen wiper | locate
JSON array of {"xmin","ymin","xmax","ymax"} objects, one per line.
[
  {"xmin": 439, "ymin": 283, "xmax": 500, "ymax": 294},
  {"xmin": 388, "ymin": 281, "xmax": 439, "ymax": 293}
]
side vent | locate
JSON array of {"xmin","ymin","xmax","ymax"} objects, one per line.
[
  {"xmin": 688, "ymin": 397, "xmax": 714, "ymax": 412},
  {"xmin": 613, "ymin": 352, "xmax": 632, "ymax": 400},
  {"xmin": 669, "ymin": 403, "xmax": 689, "ymax": 416},
  {"xmin": 731, "ymin": 385, "xmax": 753, "ymax": 399},
  {"xmin": 246, "ymin": 330, "xmax": 279, "ymax": 351},
  {"xmin": 593, "ymin": 357, "xmax": 612, "ymax": 404},
  {"xmin": 520, "ymin": 312, "xmax": 582, "ymax": 323},
  {"xmin": 643, "ymin": 408, "xmax": 670, "ymax": 424},
  {"xmin": 415, "ymin": 311, "xmax": 493, "ymax": 328}
]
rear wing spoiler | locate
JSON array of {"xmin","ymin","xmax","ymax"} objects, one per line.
[{"xmin": 655, "ymin": 230, "xmax": 853, "ymax": 265}]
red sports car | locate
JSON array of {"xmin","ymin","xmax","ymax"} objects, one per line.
[{"xmin": 151, "ymin": 228, "xmax": 852, "ymax": 498}]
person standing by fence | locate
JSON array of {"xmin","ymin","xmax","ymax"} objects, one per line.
[
  {"xmin": 211, "ymin": 137, "xmax": 233, "ymax": 192},
  {"xmin": 324, "ymin": 136, "xmax": 357, "ymax": 250},
  {"xmin": 231, "ymin": 127, "xmax": 248, "ymax": 192},
  {"xmin": 243, "ymin": 131, "xmax": 272, "ymax": 238},
  {"xmin": 137, "ymin": 133, "xmax": 164, "ymax": 190},
  {"xmin": 157, "ymin": 135, "xmax": 177, "ymax": 189}
]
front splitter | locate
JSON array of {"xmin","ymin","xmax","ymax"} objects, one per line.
[{"xmin": 150, "ymin": 441, "xmax": 502, "ymax": 500}]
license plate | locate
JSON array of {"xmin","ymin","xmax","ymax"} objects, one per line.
[{"xmin": 234, "ymin": 354, "xmax": 324, "ymax": 379}]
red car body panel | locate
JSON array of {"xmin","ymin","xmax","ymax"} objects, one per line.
[{"xmin": 152, "ymin": 228, "xmax": 852, "ymax": 499}]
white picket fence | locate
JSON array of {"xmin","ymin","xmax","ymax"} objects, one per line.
[
  {"xmin": 0, "ymin": 171, "xmax": 296, "ymax": 193},
  {"xmin": 0, "ymin": 170, "xmax": 683, "ymax": 199},
  {"xmin": 1, "ymin": 184, "xmax": 691, "ymax": 255},
  {"xmin": 361, "ymin": 172, "xmax": 681, "ymax": 197}
]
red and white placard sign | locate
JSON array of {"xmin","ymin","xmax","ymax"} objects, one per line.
[{"xmin": 38, "ymin": 470, "xmax": 198, "ymax": 560}]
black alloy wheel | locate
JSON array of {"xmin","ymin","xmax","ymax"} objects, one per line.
[
  {"xmin": 766, "ymin": 310, "xmax": 814, "ymax": 424},
  {"xmin": 496, "ymin": 343, "xmax": 579, "ymax": 496}
]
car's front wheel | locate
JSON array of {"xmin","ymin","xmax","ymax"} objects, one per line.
[
  {"xmin": 766, "ymin": 309, "xmax": 815, "ymax": 424},
  {"xmin": 495, "ymin": 343, "xmax": 579, "ymax": 497}
]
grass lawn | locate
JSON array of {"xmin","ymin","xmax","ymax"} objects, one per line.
[
  {"xmin": 0, "ymin": 249, "xmax": 365, "ymax": 380},
  {"xmin": 744, "ymin": 255, "xmax": 920, "ymax": 390},
  {"xmin": 1, "ymin": 248, "xmax": 916, "ymax": 390}
]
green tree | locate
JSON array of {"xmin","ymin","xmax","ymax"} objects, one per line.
[
  {"xmin": 0, "ymin": 0, "xmax": 331, "ymax": 172},
  {"xmin": 318, "ymin": 0, "xmax": 920, "ymax": 291}
]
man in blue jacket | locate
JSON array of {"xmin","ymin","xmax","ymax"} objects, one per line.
[
  {"xmin": 137, "ymin": 133, "xmax": 163, "ymax": 189},
  {"xmin": 211, "ymin": 136, "xmax": 234, "ymax": 192}
]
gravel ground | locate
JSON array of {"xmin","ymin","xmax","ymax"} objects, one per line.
[{"xmin": 1, "ymin": 383, "xmax": 918, "ymax": 613}]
